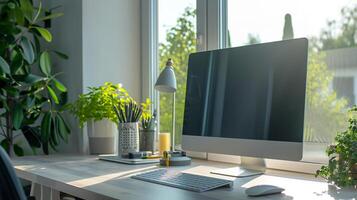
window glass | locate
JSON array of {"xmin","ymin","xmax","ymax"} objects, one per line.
[
  {"xmin": 158, "ymin": 0, "xmax": 196, "ymax": 147},
  {"xmin": 227, "ymin": 0, "xmax": 356, "ymax": 163}
]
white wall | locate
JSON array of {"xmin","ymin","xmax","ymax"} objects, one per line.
[
  {"xmin": 49, "ymin": 0, "xmax": 142, "ymax": 153},
  {"xmin": 50, "ymin": 0, "xmax": 83, "ymax": 153},
  {"xmin": 83, "ymin": 0, "xmax": 141, "ymax": 101}
]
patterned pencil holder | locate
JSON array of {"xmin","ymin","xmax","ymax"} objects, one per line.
[
  {"xmin": 139, "ymin": 129, "xmax": 157, "ymax": 153},
  {"xmin": 118, "ymin": 122, "xmax": 139, "ymax": 157}
]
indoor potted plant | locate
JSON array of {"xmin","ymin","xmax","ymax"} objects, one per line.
[
  {"xmin": 114, "ymin": 98, "xmax": 142, "ymax": 157},
  {"xmin": 71, "ymin": 82, "xmax": 129, "ymax": 154},
  {"xmin": 0, "ymin": 0, "xmax": 70, "ymax": 157},
  {"xmin": 316, "ymin": 106, "xmax": 357, "ymax": 188},
  {"xmin": 140, "ymin": 98, "xmax": 157, "ymax": 153}
]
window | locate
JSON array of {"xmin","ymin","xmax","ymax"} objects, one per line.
[
  {"xmin": 158, "ymin": 0, "xmax": 197, "ymax": 147},
  {"xmin": 227, "ymin": 0, "xmax": 357, "ymax": 163}
]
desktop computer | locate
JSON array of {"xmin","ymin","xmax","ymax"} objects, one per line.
[
  {"xmin": 132, "ymin": 38, "xmax": 308, "ymax": 192},
  {"xmin": 182, "ymin": 38, "xmax": 308, "ymax": 177}
]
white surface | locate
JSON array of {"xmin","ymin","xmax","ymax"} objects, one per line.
[
  {"xmin": 12, "ymin": 155, "xmax": 357, "ymax": 200},
  {"xmin": 87, "ymin": 120, "xmax": 117, "ymax": 138},
  {"xmin": 48, "ymin": 0, "xmax": 142, "ymax": 154},
  {"xmin": 82, "ymin": 0, "xmax": 141, "ymax": 101},
  {"xmin": 49, "ymin": 0, "xmax": 83, "ymax": 154}
]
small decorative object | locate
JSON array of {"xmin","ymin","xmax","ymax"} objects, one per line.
[
  {"xmin": 159, "ymin": 133, "xmax": 171, "ymax": 155},
  {"xmin": 160, "ymin": 151, "xmax": 191, "ymax": 166},
  {"xmin": 0, "ymin": 0, "xmax": 70, "ymax": 157},
  {"xmin": 155, "ymin": 59, "xmax": 177, "ymax": 151},
  {"xmin": 140, "ymin": 99, "xmax": 157, "ymax": 153},
  {"xmin": 316, "ymin": 106, "xmax": 357, "ymax": 188},
  {"xmin": 71, "ymin": 82, "xmax": 129, "ymax": 154},
  {"xmin": 114, "ymin": 99, "xmax": 143, "ymax": 157}
]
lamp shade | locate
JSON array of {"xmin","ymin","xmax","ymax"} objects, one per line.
[{"xmin": 155, "ymin": 59, "xmax": 177, "ymax": 93}]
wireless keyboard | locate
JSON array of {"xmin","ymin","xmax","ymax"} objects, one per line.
[{"xmin": 132, "ymin": 169, "xmax": 233, "ymax": 192}]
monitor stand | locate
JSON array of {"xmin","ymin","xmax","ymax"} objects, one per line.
[{"xmin": 210, "ymin": 157, "xmax": 265, "ymax": 178}]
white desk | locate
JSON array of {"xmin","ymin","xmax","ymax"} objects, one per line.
[{"xmin": 12, "ymin": 155, "xmax": 356, "ymax": 200}]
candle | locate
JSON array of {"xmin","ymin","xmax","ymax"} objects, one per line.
[{"xmin": 159, "ymin": 133, "xmax": 170, "ymax": 155}]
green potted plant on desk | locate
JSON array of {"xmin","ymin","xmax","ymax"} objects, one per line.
[
  {"xmin": 114, "ymin": 98, "xmax": 142, "ymax": 157},
  {"xmin": 71, "ymin": 82, "xmax": 129, "ymax": 154},
  {"xmin": 316, "ymin": 106, "xmax": 357, "ymax": 188},
  {"xmin": 0, "ymin": 0, "xmax": 70, "ymax": 157},
  {"xmin": 140, "ymin": 98, "xmax": 157, "ymax": 153}
]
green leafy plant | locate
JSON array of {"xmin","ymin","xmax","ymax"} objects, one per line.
[
  {"xmin": 0, "ymin": 0, "xmax": 71, "ymax": 156},
  {"xmin": 316, "ymin": 106, "xmax": 357, "ymax": 187},
  {"xmin": 141, "ymin": 98, "xmax": 156, "ymax": 131},
  {"xmin": 71, "ymin": 82, "xmax": 130, "ymax": 127}
]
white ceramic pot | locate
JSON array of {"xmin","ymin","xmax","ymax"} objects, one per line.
[{"xmin": 87, "ymin": 119, "xmax": 117, "ymax": 154}]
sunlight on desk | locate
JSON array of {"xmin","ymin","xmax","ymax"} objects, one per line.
[{"xmin": 67, "ymin": 165, "xmax": 158, "ymax": 187}]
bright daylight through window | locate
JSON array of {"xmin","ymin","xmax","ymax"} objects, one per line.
[
  {"xmin": 157, "ymin": 0, "xmax": 356, "ymax": 163},
  {"xmin": 158, "ymin": 0, "xmax": 196, "ymax": 148},
  {"xmin": 227, "ymin": 0, "xmax": 357, "ymax": 163}
]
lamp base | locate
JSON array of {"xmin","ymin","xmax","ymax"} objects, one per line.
[{"xmin": 160, "ymin": 156, "xmax": 191, "ymax": 166}]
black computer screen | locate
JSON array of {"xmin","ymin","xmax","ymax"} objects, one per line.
[{"xmin": 182, "ymin": 39, "xmax": 308, "ymax": 142}]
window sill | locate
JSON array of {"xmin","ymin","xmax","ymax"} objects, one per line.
[{"xmin": 187, "ymin": 151, "xmax": 324, "ymax": 175}]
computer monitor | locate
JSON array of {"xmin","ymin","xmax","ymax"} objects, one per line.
[{"xmin": 182, "ymin": 38, "xmax": 308, "ymax": 177}]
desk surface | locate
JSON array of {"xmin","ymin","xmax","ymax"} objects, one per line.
[{"xmin": 12, "ymin": 155, "xmax": 356, "ymax": 200}]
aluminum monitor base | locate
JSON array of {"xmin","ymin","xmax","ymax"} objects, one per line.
[{"xmin": 211, "ymin": 157, "xmax": 266, "ymax": 178}]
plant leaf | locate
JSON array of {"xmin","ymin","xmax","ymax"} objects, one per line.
[
  {"xmin": 0, "ymin": 139, "xmax": 10, "ymax": 153},
  {"xmin": 55, "ymin": 115, "xmax": 67, "ymax": 142},
  {"xmin": 23, "ymin": 74, "xmax": 45, "ymax": 84},
  {"xmin": 33, "ymin": 35, "xmax": 41, "ymax": 59},
  {"xmin": 40, "ymin": 112, "xmax": 51, "ymax": 142},
  {"xmin": 53, "ymin": 78, "xmax": 67, "ymax": 92},
  {"xmin": 32, "ymin": 1, "xmax": 42, "ymax": 22},
  {"xmin": 20, "ymin": 37, "xmax": 35, "ymax": 64},
  {"xmin": 33, "ymin": 27, "xmax": 52, "ymax": 42},
  {"xmin": 40, "ymin": 51, "xmax": 51, "ymax": 76},
  {"xmin": 13, "ymin": 144, "xmax": 24, "ymax": 156},
  {"xmin": 20, "ymin": 0, "xmax": 34, "ymax": 21},
  {"xmin": 53, "ymin": 50, "xmax": 68, "ymax": 60},
  {"xmin": 42, "ymin": 141, "xmax": 49, "ymax": 155},
  {"xmin": 22, "ymin": 126, "xmax": 41, "ymax": 148},
  {"xmin": 10, "ymin": 50, "xmax": 23, "ymax": 74},
  {"xmin": 0, "ymin": 56, "xmax": 10, "ymax": 74},
  {"xmin": 37, "ymin": 12, "xmax": 63, "ymax": 22},
  {"xmin": 50, "ymin": 117, "xmax": 58, "ymax": 146},
  {"xmin": 13, "ymin": 103, "xmax": 24, "ymax": 130},
  {"xmin": 14, "ymin": 8, "xmax": 25, "ymax": 26},
  {"xmin": 58, "ymin": 113, "xmax": 70, "ymax": 134},
  {"xmin": 47, "ymin": 86, "xmax": 59, "ymax": 104}
]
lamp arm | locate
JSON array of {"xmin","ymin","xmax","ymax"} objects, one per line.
[{"xmin": 171, "ymin": 92, "xmax": 176, "ymax": 151}]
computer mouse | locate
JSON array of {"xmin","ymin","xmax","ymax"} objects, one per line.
[{"xmin": 245, "ymin": 185, "xmax": 285, "ymax": 197}]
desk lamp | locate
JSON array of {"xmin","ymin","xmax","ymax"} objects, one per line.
[
  {"xmin": 155, "ymin": 59, "xmax": 191, "ymax": 166},
  {"xmin": 155, "ymin": 58, "xmax": 177, "ymax": 151}
]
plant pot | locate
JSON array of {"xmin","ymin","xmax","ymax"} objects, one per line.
[
  {"xmin": 118, "ymin": 122, "xmax": 139, "ymax": 157},
  {"xmin": 139, "ymin": 129, "xmax": 157, "ymax": 153},
  {"xmin": 87, "ymin": 119, "xmax": 116, "ymax": 154}
]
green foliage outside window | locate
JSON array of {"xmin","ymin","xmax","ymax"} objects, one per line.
[
  {"xmin": 159, "ymin": 4, "xmax": 357, "ymax": 145},
  {"xmin": 304, "ymin": 53, "xmax": 349, "ymax": 142},
  {"xmin": 159, "ymin": 8, "xmax": 196, "ymax": 144}
]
